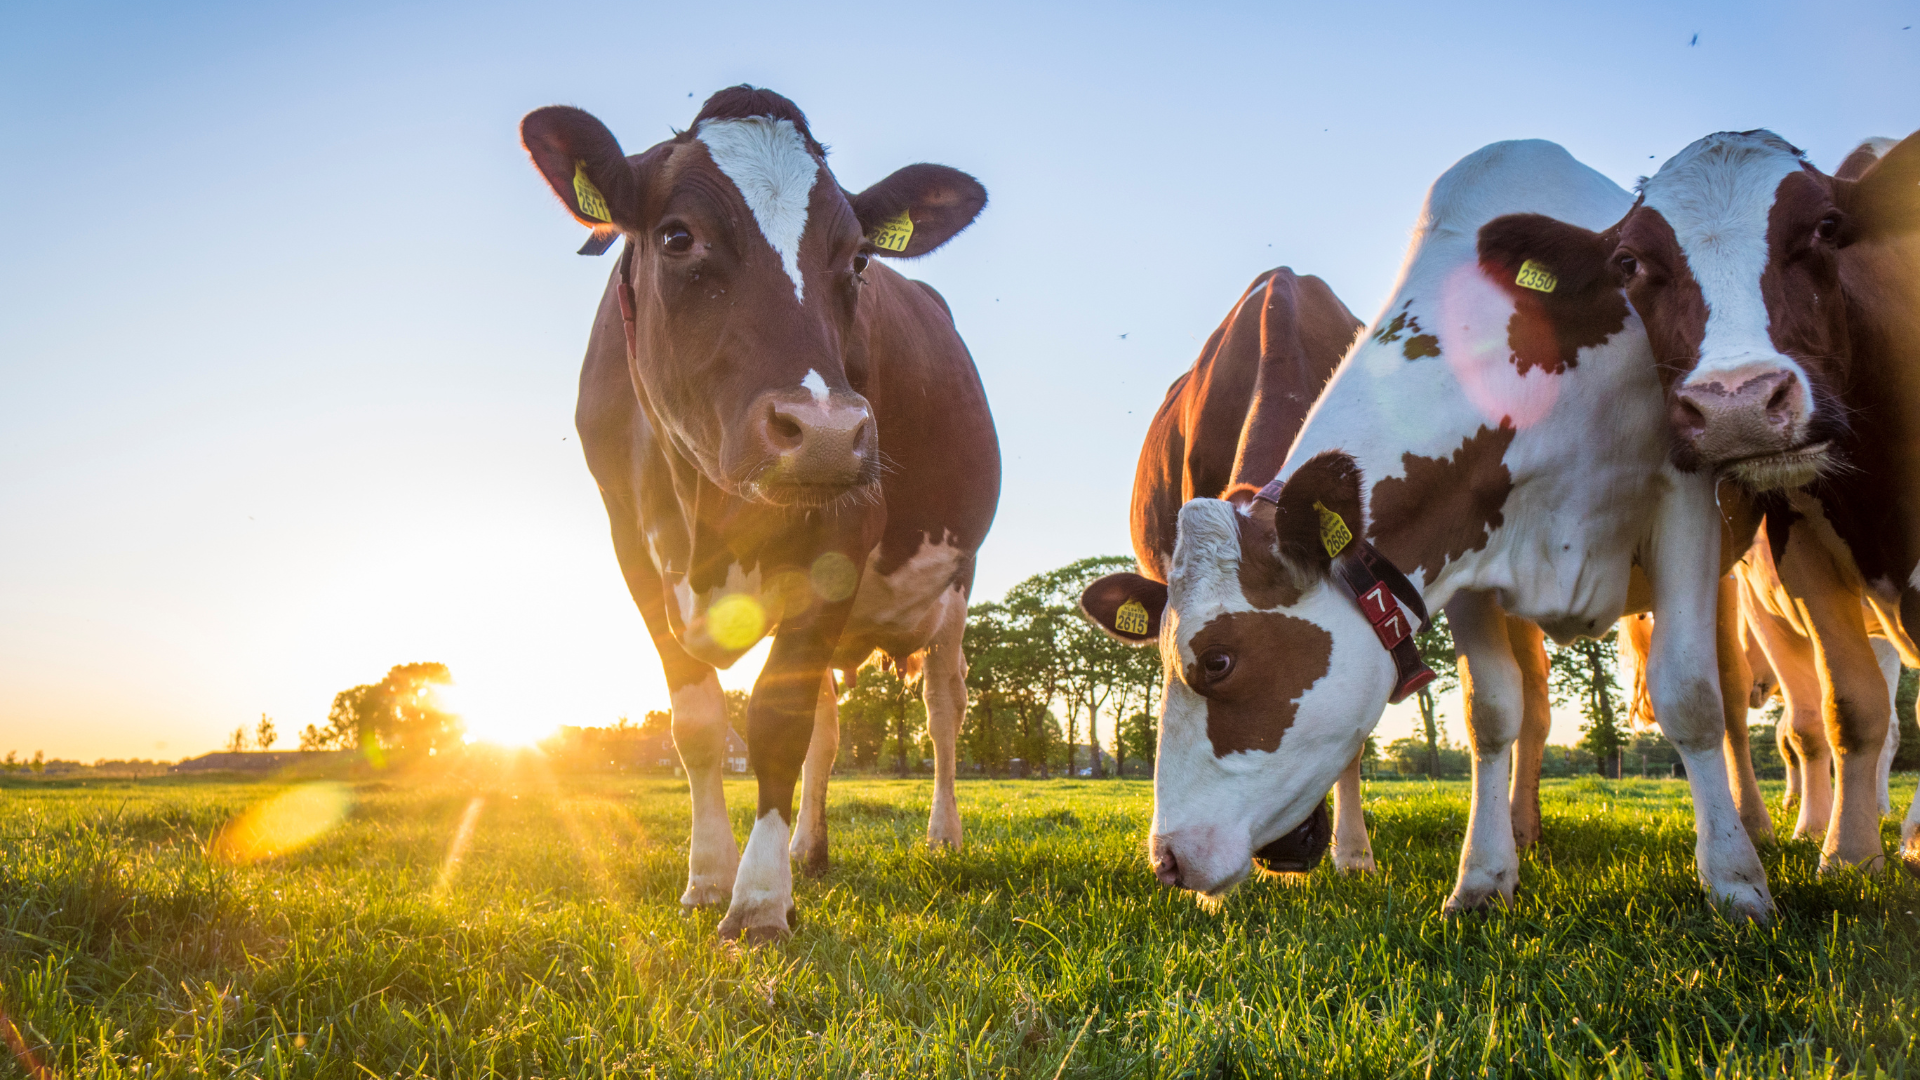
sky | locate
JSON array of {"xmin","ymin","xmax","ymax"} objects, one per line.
[{"xmin": 3, "ymin": 0, "xmax": 1917, "ymax": 762}]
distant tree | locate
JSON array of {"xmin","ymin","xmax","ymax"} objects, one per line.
[
  {"xmin": 1896, "ymin": 667, "xmax": 1920, "ymax": 771},
  {"xmin": 1010, "ymin": 555, "xmax": 1145, "ymax": 777},
  {"xmin": 255, "ymin": 713, "xmax": 277, "ymax": 751},
  {"xmin": 1549, "ymin": 631, "xmax": 1627, "ymax": 777},
  {"xmin": 1, "ymin": 751, "xmax": 16, "ymax": 773},
  {"xmin": 638, "ymin": 710, "xmax": 672, "ymax": 743},
  {"xmin": 312, "ymin": 663, "xmax": 461, "ymax": 759},
  {"xmin": 1413, "ymin": 611, "xmax": 1462, "ymax": 779},
  {"xmin": 29, "ymin": 751, "xmax": 45, "ymax": 775},
  {"xmin": 723, "ymin": 690, "xmax": 751, "ymax": 739},
  {"xmin": 1117, "ymin": 711, "xmax": 1156, "ymax": 775},
  {"xmin": 840, "ymin": 665, "xmax": 926, "ymax": 775},
  {"xmin": 226, "ymin": 726, "xmax": 248, "ymax": 753}
]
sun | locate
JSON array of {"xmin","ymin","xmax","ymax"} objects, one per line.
[{"xmin": 435, "ymin": 682, "xmax": 558, "ymax": 748}]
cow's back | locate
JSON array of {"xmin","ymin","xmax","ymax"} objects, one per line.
[{"xmin": 1131, "ymin": 269, "xmax": 1359, "ymax": 580}]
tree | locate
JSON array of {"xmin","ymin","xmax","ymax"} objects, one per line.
[
  {"xmin": 255, "ymin": 713, "xmax": 277, "ymax": 751},
  {"xmin": 311, "ymin": 663, "xmax": 462, "ymax": 759},
  {"xmin": 840, "ymin": 665, "xmax": 926, "ymax": 775},
  {"xmin": 1549, "ymin": 631, "xmax": 1627, "ymax": 777},
  {"xmin": 226, "ymin": 726, "xmax": 248, "ymax": 753},
  {"xmin": 1413, "ymin": 611, "xmax": 1462, "ymax": 778},
  {"xmin": 638, "ymin": 710, "xmax": 672, "ymax": 743},
  {"xmin": 1118, "ymin": 711, "xmax": 1156, "ymax": 775}
]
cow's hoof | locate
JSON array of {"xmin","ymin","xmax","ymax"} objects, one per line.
[
  {"xmin": 927, "ymin": 810, "xmax": 964, "ymax": 851},
  {"xmin": 795, "ymin": 848, "xmax": 829, "ymax": 878},
  {"xmin": 1332, "ymin": 851, "xmax": 1376, "ymax": 874},
  {"xmin": 1708, "ymin": 885, "xmax": 1773, "ymax": 924},
  {"xmin": 718, "ymin": 904, "xmax": 794, "ymax": 944},
  {"xmin": 1901, "ymin": 848, "xmax": 1920, "ymax": 880},
  {"xmin": 1443, "ymin": 874, "xmax": 1515, "ymax": 915},
  {"xmin": 680, "ymin": 881, "xmax": 732, "ymax": 909}
]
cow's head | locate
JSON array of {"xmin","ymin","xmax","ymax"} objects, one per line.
[
  {"xmin": 521, "ymin": 87, "xmax": 986, "ymax": 507},
  {"xmin": 1080, "ymin": 454, "xmax": 1393, "ymax": 897},
  {"xmin": 1478, "ymin": 129, "xmax": 1920, "ymax": 491}
]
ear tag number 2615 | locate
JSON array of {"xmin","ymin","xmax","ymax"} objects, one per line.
[{"xmin": 1115, "ymin": 599, "xmax": 1150, "ymax": 636}]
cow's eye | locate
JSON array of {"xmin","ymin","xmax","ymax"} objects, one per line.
[
  {"xmin": 661, "ymin": 226, "xmax": 694, "ymax": 255},
  {"xmin": 1199, "ymin": 649, "xmax": 1234, "ymax": 683},
  {"xmin": 1813, "ymin": 214, "xmax": 1842, "ymax": 242},
  {"xmin": 852, "ymin": 252, "xmax": 869, "ymax": 275},
  {"xmin": 1613, "ymin": 252, "xmax": 1640, "ymax": 278}
]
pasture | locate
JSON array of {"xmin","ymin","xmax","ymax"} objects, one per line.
[{"xmin": 3, "ymin": 770, "xmax": 1918, "ymax": 1079}]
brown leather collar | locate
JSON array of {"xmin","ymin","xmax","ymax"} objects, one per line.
[{"xmin": 1253, "ymin": 481, "xmax": 1436, "ymax": 704}]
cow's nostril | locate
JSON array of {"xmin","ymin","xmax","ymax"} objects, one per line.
[
  {"xmin": 1674, "ymin": 397, "xmax": 1708, "ymax": 437},
  {"xmin": 1765, "ymin": 379, "xmax": 1794, "ymax": 419},
  {"xmin": 769, "ymin": 409, "xmax": 803, "ymax": 447},
  {"xmin": 1153, "ymin": 849, "xmax": 1182, "ymax": 888},
  {"xmin": 853, "ymin": 419, "xmax": 871, "ymax": 447}
]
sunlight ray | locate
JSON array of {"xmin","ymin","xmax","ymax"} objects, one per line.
[{"xmin": 433, "ymin": 796, "xmax": 486, "ymax": 897}]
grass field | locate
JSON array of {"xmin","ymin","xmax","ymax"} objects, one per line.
[{"xmin": 3, "ymin": 768, "xmax": 1919, "ymax": 1079}]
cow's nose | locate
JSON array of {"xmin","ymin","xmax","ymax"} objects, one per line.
[
  {"xmin": 1672, "ymin": 363, "xmax": 1805, "ymax": 465},
  {"xmin": 751, "ymin": 391, "xmax": 873, "ymax": 488},
  {"xmin": 1149, "ymin": 835, "xmax": 1183, "ymax": 888}
]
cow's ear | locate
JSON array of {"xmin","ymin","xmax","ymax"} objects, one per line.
[
  {"xmin": 521, "ymin": 106, "xmax": 646, "ymax": 234},
  {"xmin": 1836, "ymin": 130, "xmax": 1920, "ymax": 243},
  {"xmin": 1080, "ymin": 573, "xmax": 1167, "ymax": 645},
  {"xmin": 849, "ymin": 164, "xmax": 987, "ymax": 258},
  {"xmin": 1477, "ymin": 212, "xmax": 1630, "ymax": 373},
  {"xmin": 1266, "ymin": 452, "xmax": 1363, "ymax": 576}
]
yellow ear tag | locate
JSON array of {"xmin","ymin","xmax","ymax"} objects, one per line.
[
  {"xmin": 1515, "ymin": 259, "xmax": 1558, "ymax": 293},
  {"xmin": 1314, "ymin": 501, "xmax": 1353, "ymax": 558},
  {"xmin": 572, "ymin": 161, "xmax": 611, "ymax": 223},
  {"xmin": 1115, "ymin": 599, "xmax": 1150, "ymax": 636},
  {"xmin": 869, "ymin": 209, "xmax": 914, "ymax": 252}
]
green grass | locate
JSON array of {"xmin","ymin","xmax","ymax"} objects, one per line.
[{"xmin": 3, "ymin": 769, "xmax": 1918, "ymax": 1078}]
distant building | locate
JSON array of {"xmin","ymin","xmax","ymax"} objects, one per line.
[{"xmin": 170, "ymin": 751, "xmax": 353, "ymax": 774}]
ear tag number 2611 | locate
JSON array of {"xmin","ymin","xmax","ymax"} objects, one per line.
[{"xmin": 869, "ymin": 210, "xmax": 914, "ymax": 253}]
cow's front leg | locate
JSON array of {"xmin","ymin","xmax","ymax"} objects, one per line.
[
  {"xmin": 1870, "ymin": 638, "xmax": 1901, "ymax": 818},
  {"xmin": 1506, "ymin": 617, "xmax": 1550, "ymax": 852},
  {"xmin": 1444, "ymin": 591, "xmax": 1524, "ymax": 913},
  {"xmin": 1779, "ymin": 722, "xmax": 1802, "ymax": 811},
  {"xmin": 670, "ymin": 672, "xmax": 741, "ymax": 908},
  {"xmin": 922, "ymin": 592, "xmax": 968, "ymax": 850},
  {"xmin": 1646, "ymin": 486, "xmax": 1771, "ymax": 920},
  {"xmin": 718, "ymin": 628, "xmax": 839, "ymax": 944},
  {"xmin": 1330, "ymin": 751, "xmax": 1374, "ymax": 873},
  {"xmin": 787, "ymin": 672, "xmax": 840, "ymax": 875},
  {"xmin": 1717, "ymin": 576, "xmax": 1775, "ymax": 846},
  {"xmin": 1753, "ymin": 610, "xmax": 1829, "ymax": 836}
]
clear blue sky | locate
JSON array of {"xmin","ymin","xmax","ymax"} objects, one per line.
[{"xmin": 3, "ymin": 0, "xmax": 1915, "ymax": 760}]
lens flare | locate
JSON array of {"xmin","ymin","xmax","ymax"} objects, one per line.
[
  {"xmin": 810, "ymin": 551, "xmax": 858, "ymax": 601},
  {"xmin": 708, "ymin": 593, "xmax": 767, "ymax": 650},
  {"xmin": 209, "ymin": 782, "xmax": 352, "ymax": 864}
]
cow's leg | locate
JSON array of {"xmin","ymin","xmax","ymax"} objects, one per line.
[
  {"xmin": 1870, "ymin": 638, "xmax": 1901, "ymax": 817},
  {"xmin": 1444, "ymin": 591, "xmax": 1524, "ymax": 913},
  {"xmin": 718, "ymin": 622, "xmax": 845, "ymax": 943},
  {"xmin": 1796, "ymin": 590, "xmax": 1890, "ymax": 871},
  {"xmin": 601, "ymin": 507, "xmax": 740, "ymax": 909},
  {"xmin": 1717, "ymin": 576, "xmax": 1774, "ymax": 846},
  {"xmin": 1751, "ymin": 606, "xmax": 1828, "ymax": 838},
  {"xmin": 1507, "ymin": 617, "xmax": 1550, "ymax": 852},
  {"xmin": 922, "ymin": 593, "xmax": 967, "ymax": 850},
  {"xmin": 1644, "ymin": 482, "xmax": 1771, "ymax": 920},
  {"xmin": 1779, "ymin": 722, "xmax": 1801, "ymax": 811},
  {"xmin": 1331, "ymin": 751, "xmax": 1375, "ymax": 873},
  {"xmin": 670, "ymin": 672, "xmax": 742, "ymax": 907},
  {"xmin": 787, "ymin": 672, "xmax": 839, "ymax": 875}
]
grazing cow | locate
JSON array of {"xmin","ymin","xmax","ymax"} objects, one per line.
[
  {"xmin": 1483, "ymin": 130, "xmax": 1920, "ymax": 871},
  {"xmin": 1085, "ymin": 140, "xmax": 1776, "ymax": 918},
  {"xmin": 521, "ymin": 87, "xmax": 1000, "ymax": 940}
]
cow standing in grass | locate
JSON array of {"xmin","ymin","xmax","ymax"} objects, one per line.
[
  {"xmin": 521, "ymin": 87, "xmax": 999, "ymax": 941},
  {"xmin": 1085, "ymin": 140, "xmax": 1783, "ymax": 918},
  {"xmin": 1569, "ymin": 132, "xmax": 1920, "ymax": 872}
]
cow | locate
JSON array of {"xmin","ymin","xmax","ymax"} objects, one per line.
[
  {"xmin": 520, "ymin": 87, "xmax": 1000, "ymax": 941},
  {"xmin": 1084, "ymin": 139, "xmax": 1778, "ymax": 919},
  {"xmin": 1478, "ymin": 130, "xmax": 1920, "ymax": 872}
]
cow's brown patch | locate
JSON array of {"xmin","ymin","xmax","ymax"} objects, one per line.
[
  {"xmin": 1476, "ymin": 213, "xmax": 1630, "ymax": 376},
  {"xmin": 1615, "ymin": 208, "xmax": 1708, "ymax": 395},
  {"xmin": 1758, "ymin": 170, "xmax": 1851, "ymax": 435},
  {"xmin": 1368, "ymin": 422, "xmax": 1518, "ymax": 586},
  {"xmin": 1372, "ymin": 301, "xmax": 1441, "ymax": 359},
  {"xmin": 1234, "ymin": 503, "xmax": 1306, "ymax": 609},
  {"xmin": 1185, "ymin": 610, "xmax": 1333, "ymax": 757}
]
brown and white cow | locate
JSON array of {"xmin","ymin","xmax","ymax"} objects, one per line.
[
  {"xmin": 1486, "ymin": 130, "xmax": 1920, "ymax": 872},
  {"xmin": 521, "ymin": 87, "xmax": 999, "ymax": 940},
  {"xmin": 1085, "ymin": 139, "xmax": 1776, "ymax": 919}
]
